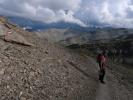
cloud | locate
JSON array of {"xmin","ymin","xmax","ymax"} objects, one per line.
[
  {"xmin": 0, "ymin": 0, "xmax": 85, "ymax": 26},
  {"xmin": 76, "ymin": 0, "xmax": 133, "ymax": 28},
  {"xmin": 0, "ymin": 0, "xmax": 133, "ymax": 28}
]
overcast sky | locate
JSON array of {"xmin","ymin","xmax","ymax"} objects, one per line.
[{"xmin": 0, "ymin": 0, "xmax": 133, "ymax": 28}]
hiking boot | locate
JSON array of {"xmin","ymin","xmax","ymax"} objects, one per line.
[{"xmin": 100, "ymin": 80, "xmax": 105, "ymax": 84}]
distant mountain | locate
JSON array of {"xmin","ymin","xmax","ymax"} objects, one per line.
[
  {"xmin": 7, "ymin": 16, "xmax": 90, "ymax": 31},
  {"xmin": 6, "ymin": 16, "xmax": 133, "ymax": 46},
  {"xmin": 59, "ymin": 28, "xmax": 133, "ymax": 45},
  {"xmin": 36, "ymin": 29, "xmax": 82, "ymax": 42}
]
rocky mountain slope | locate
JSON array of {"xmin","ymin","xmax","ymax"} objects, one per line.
[
  {"xmin": 36, "ymin": 29, "xmax": 80, "ymax": 42},
  {"xmin": 0, "ymin": 16, "xmax": 132, "ymax": 100},
  {"xmin": 34, "ymin": 27, "xmax": 133, "ymax": 45},
  {"xmin": 59, "ymin": 28, "xmax": 133, "ymax": 45}
]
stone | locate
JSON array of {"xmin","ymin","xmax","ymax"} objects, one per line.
[
  {"xmin": 20, "ymin": 97, "xmax": 27, "ymax": 100},
  {"xmin": 0, "ymin": 69, "xmax": 5, "ymax": 75}
]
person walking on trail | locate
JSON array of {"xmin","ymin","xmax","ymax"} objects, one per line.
[{"xmin": 97, "ymin": 51, "xmax": 108, "ymax": 84}]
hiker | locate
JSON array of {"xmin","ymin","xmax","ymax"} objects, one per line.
[{"xmin": 97, "ymin": 51, "xmax": 108, "ymax": 84}]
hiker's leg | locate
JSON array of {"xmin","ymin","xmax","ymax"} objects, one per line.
[
  {"xmin": 101, "ymin": 70, "xmax": 105, "ymax": 81},
  {"xmin": 99, "ymin": 70, "xmax": 102, "ymax": 81},
  {"xmin": 99, "ymin": 72, "xmax": 101, "ymax": 80},
  {"xmin": 98, "ymin": 62, "xmax": 102, "ymax": 80}
]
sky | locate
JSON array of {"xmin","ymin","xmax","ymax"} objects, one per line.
[{"xmin": 0, "ymin": 0, "xmax": 133, "ymax": 28}]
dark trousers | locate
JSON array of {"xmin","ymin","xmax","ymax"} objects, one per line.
[
  {"xmin": 99, "ymin": 69, "xmax": 105, "ymax": 81},
  {"xmin": 98, "ymin": 61, "xmax": 106, "ymax": 81}
]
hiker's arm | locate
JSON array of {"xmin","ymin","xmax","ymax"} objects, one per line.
[{"xmin": 100, "ymin": 62, "xmax": 104, "ymax": 70}]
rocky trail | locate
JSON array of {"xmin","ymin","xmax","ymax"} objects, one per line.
[{"xmin": 0, "ymin": 16, "xmax": 132, "ymax": 100}]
